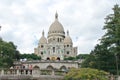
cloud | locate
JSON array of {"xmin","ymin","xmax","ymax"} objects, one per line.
[{"xmin": 0, "ymin": 0, "xmax": 119, "ymax": 54}]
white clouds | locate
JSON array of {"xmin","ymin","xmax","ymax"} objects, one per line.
[
  {"xmin": 10, "ymin": 3, "xmax": 24, "ymax": 16},
  {"xmin": 0, "ymin": 0, "xmax": 119, "ymax": 54}
]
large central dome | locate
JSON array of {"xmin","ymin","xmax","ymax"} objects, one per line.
[
  {"xmin": 48, "ymin": 12, "xmax": 65, "ymax": 38},
  {"xmin": 49, "ymin": 20, "xmax": 64, "ymax": 33}
]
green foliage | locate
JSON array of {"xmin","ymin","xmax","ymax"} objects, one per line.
[
  {"xmin": 64, "ymin": 56, "xmax": 76, "ymax": 60},
  {"xmin": 81, "ymin": 54, "xmax": 96, "ymax": 68},
  {"xmin": 76, "ymin": 54, "xmax": 89, "ymax": 59},
  {"xmin": 0, "ymin": 39, "xmax": 41, "ymax": 68},
  {"xmin": 0, "ymin": 39, "xmax": 20, "ymax": 68},
  {"xmin": 64, "ymin": 68, "xmax": 109, "ymax": 80},
  {"xmin": 82, "ymin": 4, "xmax": 120, "ymax": 75},
  {"xmin": 64, "ymin": 54, "xmax": 90, "ymax": 60},
  {"xmin": 20, "ymin": 53, "xmax": 41, "ymax": 60}
]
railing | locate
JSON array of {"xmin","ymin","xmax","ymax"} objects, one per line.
[
  {"xmin": 0, "ymin": 69, "xmax": 65, "ymax": 76},
  {"xmin": 0, "ymin": 75, "xmax": 32, "ymax": 79},
  {"xmin": 14, "ymin": 60, "xmax": 81, "ymax": 64},
  {"xmin": 0, "ymin": 69, "xmax": 64, "ymax": 80}
]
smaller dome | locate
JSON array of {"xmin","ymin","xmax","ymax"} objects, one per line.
[
  {"xmin": 40, "ymin": 36, "xmax": 47, "ymax": 44},
  {"xmin": 64, "ymin": 36, "xmax": 72, "ymax": 44},
  {"xmin": 64, "ymin": 31, "xmax": 72, "ymax": 44},
  {"xmin": 39, "ymin": 31, "xmax": 47, "ymax": 44}
]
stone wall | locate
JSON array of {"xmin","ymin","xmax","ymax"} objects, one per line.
[
  {"xmin": 14, "ymin": 60, "xmax": 79, "ymax": 70},
  {"xmin": 0, "ymin": 75, "xmax": 63, "ymax": 80},
  {"xmin": 35, "ymin": 75, "xmax": 63, "ymax": 80}
]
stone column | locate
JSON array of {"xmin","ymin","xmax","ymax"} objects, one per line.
[
  {"xmin": 28, "ymin": 70, "xmax": 30, "ymax": 75},
  {"xmin": 17, "ymin": 69, "xmax": 20, "ymax": 75},
  {"xmin": 1, "ymin": 69, "xmax": 4, "ymax": 75},
  {"xmin": 23, "ymin": 70, "xmax": 25, "ymax": 75},
  {"xmin": 32, "ymin": 69, "xmax": 40, "ymax": 77},
  {"xmin": 52, "ymin": 70, "xmax": 55, "ymax": 75}
]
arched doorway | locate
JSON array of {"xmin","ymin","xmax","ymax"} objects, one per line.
[
  {"xmin": 51, "ymin": 57, "xmax": 56, "ymax": 61},
  {"xmin": 60, "ymin": 66, "xmax": 67, "ymax": 71},
  {"xmin": 32, "ymin": 66, "xmax": 40, "ymax": 75},
  {"xmin": 33, "ymin": 66, "xmax": 40, "ymax": 69},
  {"xmin": 47, "ymin": 65, "xmax": 54, "ymax": 70},
  {"xmin": 57, "ymin": 57, "xmax": 60, "ymax": 60},
  {"xmin": 46, "ymin": 57, "xmax": 50, "ymax": 60}
]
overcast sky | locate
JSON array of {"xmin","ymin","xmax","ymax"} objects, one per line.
[{"xmin": 0, "ymin": 0, "xmax": 119, "ymax": 54}]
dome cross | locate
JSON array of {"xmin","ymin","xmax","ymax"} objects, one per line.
[
  {"xmin": 67, "ymin": 30, "xmax": 69, "ymax": 36},
  {"xmin": 42, "ymin": 30, "xmax": 44, "ymax": 36},
  {"xmin": 55, "ymin": 11, "xmax": 58, "ymax": 20}
]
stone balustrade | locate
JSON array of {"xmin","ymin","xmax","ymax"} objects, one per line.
[
  {"xmin": 0, "ymin": 68, "xmax": 65, "ymax": 77},
  {"xmin": 0, "ymin": 68, "xmax": 64, "ymax": 80}
]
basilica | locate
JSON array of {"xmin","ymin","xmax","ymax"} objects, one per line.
[
  {"xmin": 34, "ymin": 12, "xmax": 77, "ymax": 60},
  {"xmin": 10, "ymin": 13, "xmax": 79, "ymax": 77}
]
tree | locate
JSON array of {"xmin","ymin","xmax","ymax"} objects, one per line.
[
  {"xmin": 64, "ymin": 68, "xmax": 109, "ymax": 80},
  {"xmin": 20, "ymin": 53, "xmax": 41, "ymax": 60},
  {"xmin": 82, "ymin": 4, "xmax": 120, "ymax": 75},
  {"xmin": 76, "ymin": 54, "xmax": 89, "ymax": 59},
  {"xmin": 64, "ymin": 54, "xmax": 90, "ymax": 60},
  {"xmin": 0, "ymin": 39, "xmax": 20, "ymax": 68},
  {"xmin": 64, "ymin": 56, "xmax": 76, "ymax": 60},
  {"xmin": 81, "ymin": 54, "xmax": 96, "ymax": 68}
]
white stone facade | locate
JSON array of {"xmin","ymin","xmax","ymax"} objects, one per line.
[{"xmin": 34, "ymin": 12, "xmax": 77, "ymax": 60}]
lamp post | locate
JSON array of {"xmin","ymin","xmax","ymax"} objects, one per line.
[
  {"xmin": 111, "ymin": 44, "xmax": 119, "ymax": 80},
  {"xmin": 115, "ymin": 53, "xmax": 119, "ymax": 80}
]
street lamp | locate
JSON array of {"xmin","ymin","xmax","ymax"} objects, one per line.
[
  {"xmin": 110, "ymin": 44, "xmax": 119, "ymax": 80},
  {"xmin": 115, "ymin": 53, "xmax": 119, "ymax": 80}
]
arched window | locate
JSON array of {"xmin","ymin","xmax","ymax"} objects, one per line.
[
  {"xmin": 41, "ymin": 52, "xmax": 43, "ymax": 55},
  {"xmin": 58, "ymin": 38, "xmax": 59, "ymax": 42},
  {"xmin": 67, "ymin": 45, "xmax": 69, "ymax": 47},
  {"xmin": 67, "ymin": 51, "xmax": 69, "ymax": 54},
  {"xmin": 41, "ymin": 45, "xmax": 44, "ymax": 48},
  {"xmin": 53, "ymin": 47, "xmax": 55, "ymax": 53},
  {"xmin": 60, "ymin": 38, "xmax": 61, "ymax": 42}
]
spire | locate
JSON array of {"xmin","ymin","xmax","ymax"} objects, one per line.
[
  {"xmin": 55, "ymin": 11, "xmax": 58, "ymax": 20},
  {"xmin": 42, "ymin": 30, "xmax": 44, "ymax": 36},
  {"xmin": 67, "ymin": 30, "xmax": 69, "ymax": 36}
]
